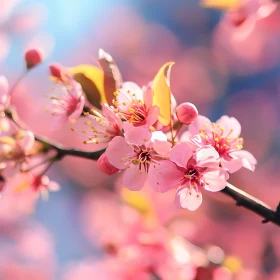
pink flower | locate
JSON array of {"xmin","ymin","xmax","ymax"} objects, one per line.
[
  {"xmin": 6, "ymin": 172, "xmax": 60, "ymax": 201},
  {"xmin": 50, "ymin": 76, "xmax": 85, "ymax": 124},
  {"xmin": 188, "ymin": 115, "xmax": 257, "ymax": 173},
  {"xmin": 224, "ymin": 0, "xmax": 278, "ymax": 33},
  {"xmin": 113, "ymin": 82, "xmax": 160, "ymax": 127},
  {"xmin": 78, "ymin": 103, "xmax": 122, "ymax": 145},
  {"xmin": 106, "ymin": 123, "xmax": 172, "ymax": 191},
  {"xmin": 0, "ymin": 130, "xmax": 34, "ymax": 169},
  {"xmin": 149, "ymin": 142, "xmax": 229, "ymax": 210}
]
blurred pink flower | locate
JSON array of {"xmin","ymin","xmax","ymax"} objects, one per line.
[
  {"xmin": 80, "ymin": 103, "xmax": 122, "ymax": 145},
  {"xmin": 106, "ymin": 123, "xmax": 171, "ymax": 190},
  {"xmin": 0, "ymin": 75, "xmax": 9, "ymax": 108},
  {"xmin": 0, "ymin": 222, "xmax": 56, "ymax": 280},
  {"xmin": 0, "ymin": 1, "xmax": 47, "ymax": 62},
  {"xmin": 50, "ymin": 76, "xmax": 85, "ymax": 125},
  {"xmin": 79, "ymin": 190, "xmax": 196, "ymax": 279},
  {"xmin": 213, "ymin": 0, "xmax": 280, "ymax": 73},
  {"xmin": 188, "ymin": 115, "xmax": 257, "ymax": 173},
  {"xmin": 149, "ymin": 142, "xmax": 228, "ymax": 210},
  {"xmin": 114, "ymin": 82, "xmax": 159, "ymax": 127},
  {"xmin": 3, "ymin": 171, "xmax": 59, "ymax": 203},
  {"xmin": 24, "ymin": 48, "xmax": 43, "ymax": 69},
  {"xmin": 0, "ymin": 130, "xmax": 34, "ymax": 170}
]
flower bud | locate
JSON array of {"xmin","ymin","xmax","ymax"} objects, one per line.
[
  {"xmin": 176, "ymin": 102, "xmax": 198, "ymax": 125},
  {"xmin": 24, "ymin": 48, "xmax": 43, "ymax": 69},
  {"xmin": 49, "ymin": 63, "xmax": 64, "ymax": 80},
  {"xmin": 98, "ymin": 153, "xmax": 119, "ymax": 175}
]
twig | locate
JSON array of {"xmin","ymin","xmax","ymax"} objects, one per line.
[
  {"xmin": 5, "ymin": 107, "xmax": 105, "ymax": 161},
  {"xmin": 221, "ymin": 183, "xmax": 280, "ymax": 226}
]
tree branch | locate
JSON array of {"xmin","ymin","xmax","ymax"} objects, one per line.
[
  {"xmin": 221, "ymin": 183, "xmax": 280, "ymax": 226},
  {"xmin": 5, "ymin": 107, "xmax": 105, "ymax": 161},
  {"xmin": 5, "ymin": 107, "xmax": 280, "ymax": 226}
]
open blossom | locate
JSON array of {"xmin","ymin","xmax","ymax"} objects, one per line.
[
  {"xmin": 0, "ymin": 130, "xmax": 34, "ymax": 170},
  {"xmin": 188, "ymin": 115, "xmax": 257, "ymax": 173},
  {"xmin": 50, "ymin": 76, "xmax": 85, "ymax": 124},
  {"xmin": 6, "ymin": 172, "xmax": 60, "ymax": 201},
  {"xmin": 149, "ymin": 142, "xmax": 229, "ymax": 210},
  {"xmin": 113, "ymin": 82, "xmax": 160, "ymax": 127},
  {"xmin": 106, "ymin": 123, "xmax": 172, "ymax": 191},
  {"xmin": 79, "ymin": 103, "xmax": 122, "ymax": 144}
]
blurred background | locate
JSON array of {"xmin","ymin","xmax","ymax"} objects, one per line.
[{"xmin": 1, "ymin": 0, "xmax": 280, "ymax": 279}]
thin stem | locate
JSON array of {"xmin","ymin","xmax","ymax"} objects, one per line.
[
  {"xmin": 221, "ymin": 183, "xmax": 280, "ymax": 226},
  {"xmin": 5, "ymin": 107, "xmax": 105, "ymax": 161},
  {"xmin": 21, "ymin": 155, "xmax": 56, "ymax": 173},
  {"xmin": 8, "ymin": 70, "xmax": 28, "ymax": 100}
]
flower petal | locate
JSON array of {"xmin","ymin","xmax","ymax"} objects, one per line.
[
  {"xmin": 188, "ymin": 115, "xmax": 211, "ymax": 136},
  {"xmin": 68, "ymin": 96, "xmax": 85, "ymax": 122},
  {"xmin": 203, "ymin": 168, "xmax": 229, "ymax": 192},
  {"xmin": 216, "ymin": 116, "xmax": 241, "ymax": 137},
  {"xmin": 144, "ymin": 105, "xmax": 160, "ymax": 127},
  {"xmin": 20, "ymin": 131, "xmax": 35, "ymax": 153},
  {"xmin": 123, "ymin": 122, "xmax": 151, "ymax": 145},
  {"xmin": 230, "ymin": 150, "xmax": 257, "ymax": 172},
  {"xmin": 153, "ymin": 140, "xmax": 172, "ymax": 158},
  {"xmin": 170, "ymin": 142, "xmax": 194, "ymax": 168},
  {"xmin": 221, "ymin": 157, "xmax": 243, "ymax": 173},
  {"xmin": 106, "ymin": 136, "xmax": 134, "ymax": 169},
  {"xmin": 148, "ymin": 160, "xmax": 183, "ymax": 193},
  {"xmin": 122, "ymin": 165, "xmax": 147, "ymax": 191},
  {"xmin": 194, "ymin": 146, "xmax": 219, "ymax": 168},
  {"xmin": 175, "ymin": 186, "xmax": 202, "ymax": 211},
  {"xmin": 143, "ymin": 83, "xmax": 153, "ymax": 108}
]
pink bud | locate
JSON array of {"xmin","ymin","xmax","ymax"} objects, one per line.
[
  {"xmin": 24, "ymin": 48, "xmax": 43, "ymax": 69},
  {"xmin": 98, "ymin": 153, "xmax": 119, "ymax": 175},
  {"xmin": 49, "ymin": 63, "xmax": 64, "ymax": 80},
  {"xmin": 176, "ymin": 102, "xmax": 198, "ymax": 125}
]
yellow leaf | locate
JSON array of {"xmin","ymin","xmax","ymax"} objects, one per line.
[
  {"xmin": 70, "ymin": 65, "xmax": 106, "ymax": 109},
  {"xmin": 201, "ymin": 0, "xmax": 241, "ymax": 10},
  {"xmin": 152, "ymin": 62, "xmax": 175, "ymax": 126},
  {"xmin": 121, "ymin": 188, "xmax": 152, "ymax": 214}
]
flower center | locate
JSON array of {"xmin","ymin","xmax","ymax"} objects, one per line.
[
  {"xmin": 199, "ymin": 122, "xmax": 243, "ymax": 156},
  {"xmin": 184, "ymin": 168, "xmax": 198, "ymax": 179}
]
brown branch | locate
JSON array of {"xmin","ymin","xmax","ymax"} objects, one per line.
[
  {"xmin": 5, "ymin": 107, "xmax": 105, "ymax": 161},
  {"xmin": 221, "ymin": 183, "xmax": 280, "ymax": 226},
  {"xmin": 5, "ymin": 107, "xmax": 280, "ymax": 226}
]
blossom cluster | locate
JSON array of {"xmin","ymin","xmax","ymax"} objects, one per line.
[
  {"xmin": 46, "ymin": 51, "xmax": 257, "ymax": 211},
  {"xmin": 98, "ymin": 93, "xmax": 256, "ymax": 211}
]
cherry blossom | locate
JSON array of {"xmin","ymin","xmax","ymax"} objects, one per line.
[
  {"xmin": 113, "ymin": 82, "xmax": 160, "ymax": 127},
  {"xmin": 79, "ymin": 103, "xmax": 122, "ymax": 145},
  {"xmin": 105, "ymin": 123, "xmax": 172, "ymax": 190},
  {"xmin": 188, "ymin": 115, "xmax": 257, "ymax": 173},
  {"xmin": 50, "ymin": 75, "xmax": 85, "ymax": 125},
  {"xmin": 149, "ymin": 142, "xmax": 229, "ymax": 210}
]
